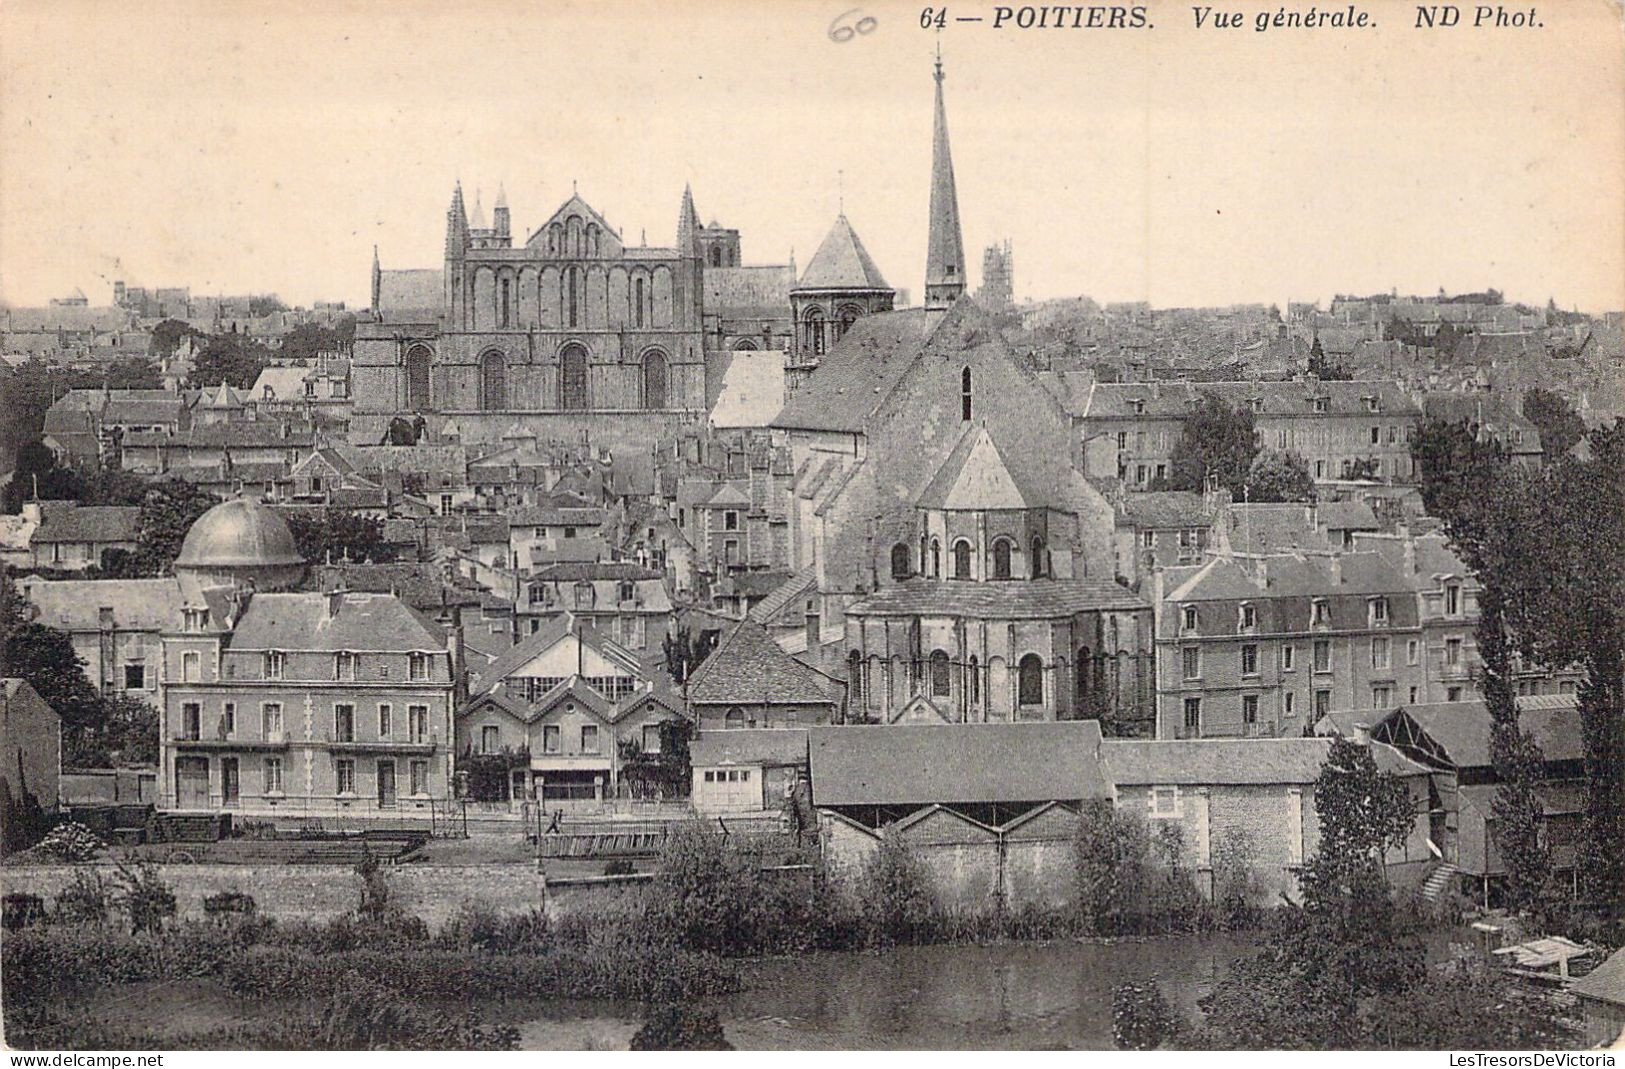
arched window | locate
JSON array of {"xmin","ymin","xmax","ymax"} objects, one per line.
[
  {"xmin": 634, "ymin": 277, "xmax": 645, "ymax": 328},
  {"xmin": 1018, "ymin": 654, "xmax": 1044, "ymax": 706},
  {"xmin": 480, "ymin": 350, "xmax": 506, "ymax": 411},
  {"xmin": 890, "ymin": 543, "xmax": 910, "ymax": 579},
  {"xmin": 837, "ymin": 304, "xmax": 862, "ymax": 340},
  {"xmin": 992, "ymin": 538, "xmax": 1013, "ymax": 580},
  {"xmin": 724, "ymin": 706, "xmax": 746, "ymax": 729},
  {"xmin": 709, "ymin": 246, "xmax": 722, "ymax": 268},
  {"xmin": 930, "ymin": 650, "xmax": 951, "ymax": 697},
  {"xmin": 566, "ymin": 266, "xmax": 581, "ymax": 328},
  {"xmin": 968, "ymin": 655, "xmax": 980, "ymax": 706},
  {"xmin": 1030, "ymin": 535, "xmax": 1045, "ymax": 578},
  {"xmin": 559, "ymin": 344, "xmax": 589, "ymax": 410},
  {"xmin": 732, "ymin": 338, "xmax": 758, "ymax": 351},
  {"xmin": 1076, "ymin": 646, "xmax": 1093, "ymax": 707},
  {"xmin": 930, "ymin": 538, "xmax": 941, "ymax": 579},
  {"xmin": 803, "ymin": 307, "xmax": 827, "ymax": 357},
  {"xmin": 848, "ymin": 651, "xmax": 863, "ymax": 710},
  {"xmin": 642, "ymin": 349, "xmax": 668, "ymax": 410},
  {"xmin": 952, "ymin": 539, "xmax": 971, "ymax": 579},
  {"xmin": 499, "ymin": 277, "xmax": 512, "ymax": 328},
  {"xmin": 961, "ymin": 366, "xmax": 972, "ymax": 422},
  {"xmin": 405, "ymin": 344, "xmax": 432, "ymax": 412}
]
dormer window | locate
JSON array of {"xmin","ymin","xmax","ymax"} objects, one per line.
[
  {"xmin": 183, "ymin": 608, "xmax": 207, "ymax": 632},
  {"xmin": 1312, "ymin": 599, "xmax": 1330, "ymax": 626},
  {"xmin": 1364, "ymin": 396, "xmax": 1379, "ymax": 413},
  {"xmin": 618, "ymin": 581, "xmax": 635, "ymax": 602},
  {"xmin": 1239, "ymin": 603, "xmax": 1257, "ymax": 631},
  {"xmin": 1368, "ymin": 597, "xmax": 1389, "ymax": 626},
  {"xmin": 1313, "ymin": 397, "xmax": 1330, "ymax": 414},
  {"xmin": 1129, "ymin": 399, "xmax": 1146, "ymax": 415},
  {"xmin": 1248, "ymin": 398, "xmax": 1264, "ymax": 414},
  {"xmin": 1181, "ymin": 605, "xmax": 1199, "ymax": 632},
  {"xmin": 335, "ymin": 651, "xmax": 356, "ymax": 680},
  {"xmin": 264, "ymin": 650, "xmax": 286, "ymax": 679}
]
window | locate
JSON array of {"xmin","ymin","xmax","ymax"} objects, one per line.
[
  {"xmin": 1284, "ymin": 691, "xmax": 1296, "ymax": 718},
  {"xmin": 1312, "ymin": 599, "xmax": 1330, "ymax": 626},
  {"xmin": 1151, "ymin": 786, "xmax": 1181, "ymax": 817},
  {"xmin": 543, "ymin": 725, "xmax": 561, "ymax": 753},
  {"xmin": 968, "ymin": 655, "xmax": 980, "ymax": 705},
  {"xmin": 991, "ymin": 539, "xmax": 1012, "ymax": 580},
  {"xmin": 183, "ymin": 608, "xmax": 207, "ymax": 632},
  {"xmin": 1281, "ymin": 645, "xmax": 1296, "ymax": 672},
  {"xmin": 1372, "ymin": 685, "xmax": 1393, "ymax": 710},
  {"xmin": 1143, "ymin": 531, "xmax": 1155, "ymax": 549},
  {"xmin": 335, "ymin": 759, "xmax": 355, "ymax": 796},
  {"xmin": 264, "ymin": 757, "xmax": 283, "ymax": 794},
  {"xmin": 1030, "ymin": 536, "xmax": 1045, "ymax": 578},
  {"xmin": 440, "ymin": 493, "xmax": 453, "ymax": 516},
  {"xmin": 1241, "ymin": 644, "xmax": 1259, "ymax": 676},
  {"xmin": 1117, "ymin": 431, "xmax": 1128, "ymax": 450},
  {"xmin": 123, "ymin": 663, "xmax": 146, "ymax": 690},
  {"xmin": 1313, "ymin": 639, "xmax": 1332, "ymax": 673},
  {"xmin": 1136, "ymin": 464, "xmax": 1147, "ymax": 485},
  {"xmin": 1243, "ymin": 695, "xmax": 1259, "ymax": 725},
  {"xmin": 1182, "ymin": 606, "xmax": 1198, "ymax": 632},
  {"xmin": 333, "ymin": 704, "xmax": 355, "ymax": 743},
  {"xmin": 1314, "ymin": 397, "xmax": 1329, "ymax": 414},
  {"xmin": 1445, "ymin": 637, "xmax": 1462, "ymax": 667},
  {"xmin": 1368, "ymin": 598, "xmax": 1389, "ymax": 626},
  {"xmin": 1445, "ymin": 584, "xmax": 1461, "ymax": 615},
  {"xmin": 410, "ymin": 760, "xmax": 428, "ymax": 796},
  {"xmin": 961, "ymin": 367, "xmax": 972, "ymax": 422},
  {"xmin": 1315, "ymin": 460, "xmax": 1326, "ymax": 479},
  {"xmin": 890, "ymin": 543, "xmax": 910, "ymax": 579},
  {"xmin": 1371, "ymin": 636, "xmax": 1391, "ymax": 670},
  {"xmin": 264, "ymin": 650, "xmax": 285, "ymax": 679},
  {"xmin": 409, "ymin": 653, "xmax": 431, "ymax": 681},
  {"xmin": 724, "ymin": 511, "xmax": 739, "ymax": 531},
  {"xmin": 1276, "ymin": 429, "xmax": 1288, "ymax": 449},
  {"xmin": 1447, "ymin": 685, "xmax": 1463, "ymax": 702},
  {"xmin": 952, "ymin": 540, "xmax": 971, "ymax": 579},
  {"xmin": 408, "ymin": 705, "xmax": 429, "ymax": 744},
  {"xmin": 1017, "ymin": 654, "xmax": 1043, "ymax": 706},
  {"xmin": 481, "ymin": 725, "xmax": 499, "ymax": 753},
  {"xmin": 1406, "ymin": 639, "xmax": 1420, "ymax": 666},
  {"xmin": 1181, "ymin": 647, "xmax": 1201, "ymax": 680},
  {"xmin": 1370, "ymin": 426, "xmax": 1381, "ymax": 445},
  {"xmin": 1183, "ymin": 697, "xmax": 1201, "ymax": 733},
  {"xmin": 930, "ymin": 539, "xmax": 941, "ymax": 578},
  {"xmin": 930, "ymin": 650, "xmax": 951, "ymax": 696},
  {"xmin": 376, "ymin": 704, "xmax": 392, "ymax": 738},
  {"xmin": 262, "ymin": 702, "xmax": 283, "ymax": 738},
  {"xmin": 1239, "ymin": 603, "xmax": 1257, "ymax": 631},
  {"xmin": 181, "ymin": 702, "xmax": 202, "ymax": 741},
  {"xmin": 182, "ymin": 650, "xmax": 201, "ymax": 683},
  {"xmin": 643, "ymin": 723, "xmax": 663, "ymax": 753},
  {"xmin": 336, "ymin": 651, "xmax": 356, "ymax": 680},
  {"xmin": 1409, "ymin": 686, "xmax": 1419, "ymax": 704},
  {"xmin": 222, "ymin": 702, "xmax": 235, "ymax": 736},
  {"xmin": 1314, "ymin": 689, "xmax": 1331, "ymax": 717},
  {"xmin": 1155, "ymin": 463, "xmax": 1167, "ymax": 483},
  {"xmin": 580, "ymin": 725, "xmax": 599, "ymax": 754}
]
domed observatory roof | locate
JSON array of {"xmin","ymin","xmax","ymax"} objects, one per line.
[{"xmin": 174, "ymin": 497, "xmax": 306, "ymax": 591}]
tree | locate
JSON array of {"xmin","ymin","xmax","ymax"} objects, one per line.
[
  {"xmin": 2, "ymin": 440, "xmax": 85, "ymax": 511},
  {"xmin": 1521, "ymin": 388, "xmax": 1584, "ymax": 460},
  {"xmin": 126, "ymin": 479, "xmax": 220, "ymax": 576},
  {"xmin": 1072, "ymin": 798, "xmax": 1152, "ymax": 932},
  {"xmin": 148, "ymin": 319, "xmax": 200, "ymax": 359},
  {"xmin": 1308, "ymin": 335, "xmax": 1352, "ymax": 380},
  {"xmin": 1244, "ymin": 449, "xmax": 1314, "ymax": 503},
  {"xmin": 1345, "ymin": 457, "xmax": 1380, "ymax": 481},
  {"xmin": 188, "ymin": 330, "xmax": 271, "ymax": 390},
  {"xmin": 1157, "ymin": 395, "xmax": 1258, "ymax": 496},
  {"xmin": 1, "ymin": 574, "xmax": 103, "ymax": 757},
  {"xmin": 629, "ymin": 1005, "xmax": 732, "ymax": 1050},
  {"xmin": 99, "ymin": 694, "xmax": 159, "ymax": 766},
  {"xmin": 284, "ymin": 508, "xmax": 394, "ymax": 565}
]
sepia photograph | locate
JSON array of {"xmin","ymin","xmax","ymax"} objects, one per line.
[{"xmin": 0, "ymin": 0, "xmax": 1622, "ymax": 1053}]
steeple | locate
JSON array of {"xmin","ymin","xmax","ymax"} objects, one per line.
[
  {"xmin": 924, "ymin": 48, "xmax": 966, "ymax": 311},
  {"xmin": 492, "ymin": 183, "xmax": 511, "ymax": 244},
  {"xmin": 469, "ymin": 190, "xmax": 489, "ymax": 232},
  {"xmin": 676, "ymin": 183, "xmax": 702, "ymax": 258},
  {"xmin": 444, "ymin": 182, "xmax": 469, "ymax": 259},
  {"xmin": 370, "ymin": 245, "xmax": 381, "ymax": 313}
]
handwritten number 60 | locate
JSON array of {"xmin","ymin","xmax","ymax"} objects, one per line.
[{"xmin": 829, "ymin": 8, "xmax": 878, "ymax": 42}]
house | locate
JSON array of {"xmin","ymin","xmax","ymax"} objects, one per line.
[
  {"xmin": 1363, "ymin": 694, "xmax": 1587, "ymax": 905},
  {"xmin": 28, "ymin": 503, "xmax": 141, "ymax": 571},
  {"xmin": 689, "ymin": 727, "xmax": 809, "ymax": 814},
  {"xmin": 1111, "ymin": 487, "xmax": 1228, "ymax": 586},
  {"xmin": 1570, "ymin": 948, "xmax": 1625, "ymax": 1048},
  {"xmin": 517, "ymin": 561, "xmax": 672, "ymax": 651},
  {"xmin": 1152, "ymin": 552, "xmax": 1426, "ymax": 739},
  {"xmin": 19, "ymin": 577, "xmax": 182, "ymax": 707},
  {"xmin": 1, "ymin": 679, "xmax": 61, "ymax": 853},
  {"xmin": 1102, "ymin": 736, "xmax": 1433, "ymax": 902},
  {"xmin": 686, "ymin": 617, "xmax": 842, "ymax": 729},
  {"xmin": 457, "ymin": 616, "xmax": 686, "ymax": 806}
]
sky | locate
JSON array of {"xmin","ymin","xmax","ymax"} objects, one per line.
[{"xmin": 1, "ymin": 0, "xmax": 1622, "ymax": 312}]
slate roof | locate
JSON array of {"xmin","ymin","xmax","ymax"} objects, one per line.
[
  {"xmin": 1119, "ymin": 491, "xmax": 1214, "ymax": 529},
  {"xmin": 1104, "ymin": 737, "xmax": 1427, "ymax": 786},
  {"xmin": 229, "ymin": 591, "xmax": 448, "ymax": 652},
  {"xmin": 690, "ymin": 728, "xmax": 810, "ymax": 768},
  {"xmin": 708, "ymin": 349, "xmax": 786, "ymax": 429},
  {"xmin": 1316, "ymin": 501, "xmax": 1379, "ymax": 530},
  {"xmin": 747, "ymin": 564, "xmax": 818, "ymax": 624},
  {"xmin": 686, "ymin": 618, "xmax": 837, "ymax": 706},
  {"xmin": 475, "ymin": 615, "xmax": 640, "ymax": 692},
  {"xmin": 916, "ymin": 425, "xmax": 1049, "ymax": 510},
  {"xmin": 1223, "ymin": 504, "xmax": 1322, "ymax": 554},
  {"xmin": 30, "ymin": 505, "xmax": 140, "ymax": 544},
  {"xmin": 796, "ymin": 214, "xmax": 891, "ymax": 291},
  {"xmin": 810, "ymin": 722, "xmax": 1111, "ymax": 807},
  {"xmin": 376, "ymin": 269, "xmax": 443, "ymax": 315},
  {"xmin": 531, "ymin": 562, "xmax": 662, "ymax": 582},
  {"xmin": 849, "ymin": 577, "xmax": 1148, "ymax": 619},
  {"xmin": 1388, "ymin": 696, "xmax": 1583, "ymax": 769},
  {"xmin": 311, "ymin": 563, "xmax": 480, "ymax": 613},
  {"xmin": 20, "ymin": 577, "xmax": 182, "ymax": 631},
  {"xmin": 1570, "ymin": 948, "xmax": 1625, "ymax": 1006},
  {"xmin": 770, "ymin": 309, "xmax": 934, "ymax": 432},
  {"xmin": 703, "ymin": 265, "xmax": 796, "ymax": 314},
  {"xmin": 1081, "ymin": 380, "xmax": 1419, "ymax": 420},
  {"xmin": 1165, "ymin": 552, "xmax": 1409, "ymax": 603}
]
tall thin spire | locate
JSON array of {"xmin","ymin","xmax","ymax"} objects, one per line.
[
  {"xmin": 677, "ymin": 183, "xmax": 702, "ymax": 258},
  {"xmin": 444, "ymin": 181, "xmax": 469, "ymax": 259},
  {"xmin": 924, "ymin": 48, "xmax": 966, "ymax": 311}
]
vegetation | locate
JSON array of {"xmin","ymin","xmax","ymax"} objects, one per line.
[
  {"xmin": 1521, "ymin": 388, "xmax": 1585, "ymax": 460},
  {"xmin": 630, "ymin": 1004, "xmax": 733, "ymax": 1051},
  {"xmin": 284, "ymin": 506, "xmax": 395, "ymax": 565},
  {"xmin": 1072, "ymin": 800, "xmax": 1208, "ymax": 934},
  {"xmin": 1245, "ymin": 449, "xmax": 1314, "ymax": 503},
  {"xmin": 1111, "ymin": 981, "xmax": 1177, "ymax": 1050},
  {"xmin": 1156, "ymin": 394, "xmax": 1258, "ymax": 498},
  {"xmin": 187, "ymin": 329, "xmax": 272, "ymax": 391}
]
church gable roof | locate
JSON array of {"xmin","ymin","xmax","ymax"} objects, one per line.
[
  {"xmin": 916, "ymin": 425, "xmax": 1046, "ymax": 511},
  {"xmin": 523, "ymin": 193, "xmax": 623, "ymax": 253},
  {"xmin": 797, "ymin": 214, "xmax": 891, "ymax": 291}
]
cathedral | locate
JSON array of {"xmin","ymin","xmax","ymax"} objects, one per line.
[{"xmin": 353, "ymin": 172, "xmax": 900, "ymax": 448}]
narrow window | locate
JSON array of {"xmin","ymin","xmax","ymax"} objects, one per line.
[{"xmin": 961, "ymin": 367, "xmax": 972, "ymax": 422}]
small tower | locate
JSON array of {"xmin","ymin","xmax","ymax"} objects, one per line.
[
  {"xmin": 924, "ymin": 51, "xmax": 967, "ymax": 312},
  {"xmin": 676, "ymin": 184, "xmax": 702, "ymax": 259},
  {"xmin": 492, "ymin": 184, "xmax": 511, "ymax": 247},
  {"xmin": 790, "ymin": 213, "xmax": 895, "ymax": 386},
  {"xmin": 444, "ymin": 182, "xmax": 470, "ymax": 325}
]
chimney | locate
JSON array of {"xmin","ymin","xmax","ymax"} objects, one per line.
[
  {"xmin": 1351, "ymin": 722, "xmax": 1371, "ymax": 745},
  {"xmin": 1329, "ymin": 555, "xmax": 1343, "ymax": 586},
  {"xmin": 1402, "ymin": 535, "xmax": 1417, "ymax": 576},
  {"xmin": 327, "ymin": 585, "xmax": 344, "ymax": 619}
]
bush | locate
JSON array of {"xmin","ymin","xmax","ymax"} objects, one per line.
[
  {"xmin": 630, "ymin": 1003, "xmax": 733, "ymax": 1050},
  {"xmin": 53, "ymin": 869, "xmax": 111, "ymax": 926},
  {"xmin": 202, "ymin": 891, "xmax": 257, "ymax": 923},
  {"xmin": 3, "ymin": 893, "xmax": 47, "ymax": 931},
  {"xmin": 111, "ymin": 859, "xmax": 176, "ymax": 935},
  {"xmin": 1211, "ymin": 827, "xmax": 1263, "ymax": 929},
  {"xmin": 35, "ymin": 822, "xmax": 103, "ymax": 863},
  {"xmin": 1112, "ymin": 981, "xmax": 1177, "ymax": 1050},
  {"xmin": 644, "ymin": 823, "xmax": 824, "ymax": 956},
  {"xmin": 856, "ymin": 835, "xmax": 937, "ymax": 946}
]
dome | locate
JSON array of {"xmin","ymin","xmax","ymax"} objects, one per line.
[{"xmin": 174, "ymin": 498, "xmax": 305, "ymax": 590}]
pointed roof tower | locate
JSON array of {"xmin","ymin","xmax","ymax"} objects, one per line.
[
  {"xmin": 924, "ymin": 48, "xmax": 966, "ymax": 311},
  {"xmin": 677, "ymin": 184, "xmax": 702, "ymax": 258},
  {"xmin": 445, "ymin": 182, "xmax": 469, "ymax": 258},
  {"xmin": 797, "ymin": 214, "xmax": 892, "ymax": 292},
  {"xmin": 469, "ymin": 189, "xmax": 489, "ymax": 231}
]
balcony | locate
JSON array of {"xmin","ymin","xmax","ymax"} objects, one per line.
[
  {"xmin": 173, "ymin": 731, "xmax": 289, "ymax": 752},
  {"xmin": 323, "ymin": 729, "xmax": 438, "ymax": 755}
]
